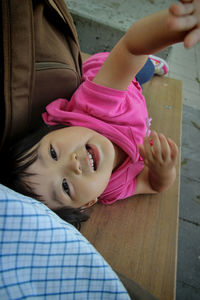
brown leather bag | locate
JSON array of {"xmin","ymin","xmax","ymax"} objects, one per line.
[{"xmin": 0, "ymin": 0, "xmax": 82, "ymax": 152}]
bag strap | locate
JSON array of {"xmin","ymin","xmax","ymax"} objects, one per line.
[
  {"xmin": 47, "ymin": 0, "xmax": 80, "ymax": 46},
  {"xmin": 1, "ymin": 0, "xmax": 34, "ymax": 149},
  {"xmin": 46, "ymin": 0, "xmax": 82, "ymax": 76}
]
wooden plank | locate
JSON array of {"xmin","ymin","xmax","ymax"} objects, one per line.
[{"xmin": 80, "ymin": 70, "xmax": 182, "ymax": 300}]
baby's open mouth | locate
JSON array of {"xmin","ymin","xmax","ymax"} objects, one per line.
[{"xmin": 86, "ymin": 144, "xmax": 99, "ymax": 171}]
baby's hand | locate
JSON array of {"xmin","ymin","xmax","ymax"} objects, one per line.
[
  {"xmin": 138, "ymin": 131, "xmax": 178, "ymax": 191},
  {"xmin": 168, "ymin": 0, "xmax": 200, "ymax": 48}
]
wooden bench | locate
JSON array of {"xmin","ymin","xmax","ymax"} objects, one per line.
[{"xmin": 81, "ymin": 53, "xmax": 182, "ymax": 300}]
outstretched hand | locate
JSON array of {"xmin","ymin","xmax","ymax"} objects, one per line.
[
  {"xmin": 168, "ymin": 0, "xmax": 200, "ymax": 48},
  {"xmin": 138, "ymin": 131, "xmax": 178, "ymax": 192},
  {"xmin": 139, "ymin": 131, "xmax": 178, "ymax": 174}
]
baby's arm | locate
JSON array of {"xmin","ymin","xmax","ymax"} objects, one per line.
[
  {"xmin": 93, "ymin": 0, "xmax": 200, "ymax": 91},
  {"xmin": 135, "ymin": 131, "xmax": 178, "ymax": 195}
]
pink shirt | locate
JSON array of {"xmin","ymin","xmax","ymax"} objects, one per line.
[{"xmin": 43, "ymin": 52, "xmax": 151, "ymax": 204}]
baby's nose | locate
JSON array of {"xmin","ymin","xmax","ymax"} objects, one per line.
[{"xmin": 69, "ymin": 153, "xmax": 82, "ymax": 175}]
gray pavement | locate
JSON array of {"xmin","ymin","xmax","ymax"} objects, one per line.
[{"xmin": 66, "ymin": 0, "xmax": 200, "ymax": 299}]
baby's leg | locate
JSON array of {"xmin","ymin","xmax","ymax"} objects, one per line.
[
  {"xmin": 136, "ymin": 55, "xmax": 169, "ymax": 86},
  {"xmin": 135, "ymin": 58, "xmax": 155, "ymax": 85}
]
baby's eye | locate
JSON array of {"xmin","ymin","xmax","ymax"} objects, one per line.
[
  {"xmin": 62, "ymin": 178, "xmax": 70, "ymax": 196},
  {"xmin": 50, "ymin": 144, "xmax": 57, "ymax": 161}
]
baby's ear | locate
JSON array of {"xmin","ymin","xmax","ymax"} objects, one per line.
[{"xmin": 81, "ymin": 198, "xmax": 98, "ymax": 210}]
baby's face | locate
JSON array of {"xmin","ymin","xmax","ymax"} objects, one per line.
[{"xmin": 26, "ymin": 126, "xmax": 117, "ymax": 210}]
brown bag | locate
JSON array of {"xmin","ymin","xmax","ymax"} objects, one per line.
[{"xmin": 0, "ymin": 0, "xmax": 82, "ymax": 152}]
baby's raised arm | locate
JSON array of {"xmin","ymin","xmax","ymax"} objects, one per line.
[{"xmin": 93, "ymin": 0, "xmax": 200, "ymax": 90}]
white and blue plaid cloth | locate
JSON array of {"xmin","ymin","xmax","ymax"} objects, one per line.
[{"xmin": 0, "ymin": 184, "xmax": 130, "ymax": 299}]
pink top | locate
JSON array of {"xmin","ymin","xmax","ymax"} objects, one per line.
[{"xmin": 43, "ymin": 52, "xmax": 151, "ymax": 204}]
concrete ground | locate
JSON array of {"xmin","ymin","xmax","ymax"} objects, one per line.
[
  {"xmin": 66, "ymin": 0, "xmax": 200, "ymax": 299},
  {"xmin": 168, "ymin": 43, "xmax": 200, "ymax": 300}
]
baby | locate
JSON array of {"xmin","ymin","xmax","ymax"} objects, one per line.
[{"xmin": 5, "ymin": 0, "xmax": 200, "ymax": 228}]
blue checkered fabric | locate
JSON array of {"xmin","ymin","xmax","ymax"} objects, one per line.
[{"xmin": 0, "ymin": 184, "xmax": 130, "ymax": 299}]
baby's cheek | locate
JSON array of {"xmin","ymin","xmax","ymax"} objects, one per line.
[{"xmin": 92, "ymin": 173, "xmax": 111, "ymax": 198}]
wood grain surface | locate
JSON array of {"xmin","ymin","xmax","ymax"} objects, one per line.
[{"xmin": 80, "ymin": 59, "xmax": 182, "ymax": 300}]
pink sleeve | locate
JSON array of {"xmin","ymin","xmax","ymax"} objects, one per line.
[{"xmin": 99, "ymin": 160, "xmax": 144, "ymax": 204}]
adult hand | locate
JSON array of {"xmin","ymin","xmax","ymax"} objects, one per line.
[{"xmin": 168, "ymin": 0, "xmax": 200, "ymax": 48}]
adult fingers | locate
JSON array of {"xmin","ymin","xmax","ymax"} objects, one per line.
[
  {"xmin": 169, "ymin": 2, "xmax": 194, "ymax": 17},
  {"xmin": 179, "ymin": 0, "xmax": 194, "ymax": 3},
  {"xmin": 168, "ymin": 14, "xmax": 198, "ymax": 31},
  {"xmin": 184, "ymin": 27, "xmax": 200, "ymax": 47}
]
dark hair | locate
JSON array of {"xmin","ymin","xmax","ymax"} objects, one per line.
[{"xmin": 0, "ymin": 124, "xmax": 90, "ymax": 230}]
